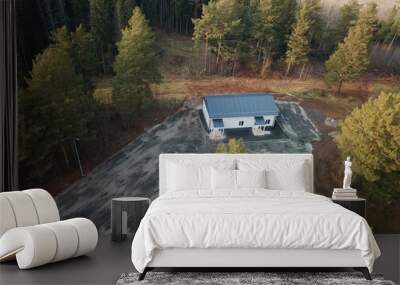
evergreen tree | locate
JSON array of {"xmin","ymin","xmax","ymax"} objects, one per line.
[
  {"xmin": 193, "ymin": 0, "xmax": 244, "ymax": 74},
  {"xmin": 67, "ymin": 0, "xmax": 91, "ymax": 29},
  {"xmin": 112, "ymin": 7, "xmax": 161, "ymax": 126},
  {"xmin": 273, "ymin": 0, "xmax": 298, "ymax": 57},
  {"xmin": 377, "ymin": 5, "xmax": 400, "ymax": 46},
  {"xmin": 173, "ymin": 0, "xmax": 193, "ymax": 33},
  {"xmin": 140, "ymin": 0, "xmax": 196, "ymax": 34},
  {"xmin": 285, "ymin": 18, "xmax": 309, "ymax": 76},
  {"xmin": 90, "ymin": 0, "xmax": 114, "ymax": 74},
  {"xmin": 324, "ymin": 2, "xmax": 378, "ymax": 94},
  {"xmin": 19, "ymin": 27, "xmax": 94, "ymax": 180},
  {"xmin": 357, "ymin": 2, "xmax": 378, "ymax": 39},
  {"xmin": 115, "ymin": 0, "xmax": 136, "ymax": 32},
  {"xmin": 286, "ymin": 0, "xmax": 319, "ymax": 75},
  {"xmin": 332, "ymin": 0, "xmax": 361, "ymax": 50},
  {"xmin": 285, "ymin": 0, "xmax": 320, "ymax": 77},
  {"xmin": 71, "ymin": 24, "xmax": 99, "ymax": 91},
  {"xmin": 336, "ymin": 91, "xmax": 400, "ymax": 203},
  {"xmin": 304, "ymin": 0, "xmax": 322, "ymax": 53},
  {"xmin": 251, "ymin": 0, "xmax": 297, "ymax": 76}
]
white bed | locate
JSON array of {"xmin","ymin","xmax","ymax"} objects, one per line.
[{"xmin": 131, "ymin": 153, "xmax": 380, "ymax": 280}]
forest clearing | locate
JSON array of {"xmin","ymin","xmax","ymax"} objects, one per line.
[
  {"xmin": 16, "ymin": 0, "xmax": 400, "ymax": 233},
  {"xmin": 53, "ymin": 29, "xmax": 400, "ymax": 233},
  {"xmin": 58, "ymin": 61, "xmax": 400, "ymax": 233}
]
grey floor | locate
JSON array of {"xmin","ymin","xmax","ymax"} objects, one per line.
[
  {"xmin": 374, "ymin": 235, "xmax": 400, "ymax": 284},
  {"xmin": 0, "ymin": 235, "xmax": 133, "ymax": 285},
  {"xmin": 1, "ymin": 235, "xmax": 399, "ymax": 285}
]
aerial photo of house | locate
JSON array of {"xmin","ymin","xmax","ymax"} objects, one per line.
[{"xmin": 202, "ymin": 93, "xmax": 280, "ymax": 137}]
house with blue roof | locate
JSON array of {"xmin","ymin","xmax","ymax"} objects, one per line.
[{"xmin": 202, "ymin": 93, "xmax": 280, "ymax": 135}]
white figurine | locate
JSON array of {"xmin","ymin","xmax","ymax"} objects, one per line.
[{"xmin": 343, "ymin": 156, "xmax": 352, "ymax": 189}]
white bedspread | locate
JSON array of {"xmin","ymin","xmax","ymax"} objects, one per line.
[{"xmin": 131, "ymin": 190, "xmax": 380, "ymax": 273}]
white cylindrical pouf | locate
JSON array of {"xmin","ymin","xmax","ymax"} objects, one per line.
[
  {"xmin": 1, "ymin": 192, "xmax": 39, "ymax": 227},
  {"xmin": 17, "ymin": 226, "xmax": 57, "ymax": 269},
  {"xmin": 0, "ymin": 226, "xmax": 58, "ymax": 269},
  {"xmin": 65, "ymin": 218, "xmax": 98, "ymax": 257},
  {"xmin": 24, "ymin": 189, "xmax": 60, "ymax": 224},
  {"xmin": 0, "ymin": 196, "xmax": 17, "ymax": 237},
  {"xmin": 42, "ymin": 221, "xmax": 79, "ymax": 262}
]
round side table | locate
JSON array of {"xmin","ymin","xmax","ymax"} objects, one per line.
[{"xmin": 111, "ymin": 197, "xmax": 150, "ymax": 242}]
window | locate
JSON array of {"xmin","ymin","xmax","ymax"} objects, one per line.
[
  {"xmin": 239, "ymin": 121, "xmax": 244, "ymax": 126},
  {"xmin": 265, "ymin": 119, "xmax": 271, "ymax": 125}
]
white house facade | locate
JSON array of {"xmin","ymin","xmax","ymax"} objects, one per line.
[{"xmin": 202, "ymin": 93, "xmax": 280, "ymax": 136}]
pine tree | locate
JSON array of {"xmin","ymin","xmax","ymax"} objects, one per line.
[
  {"xmin": 335, "ymin": 91, "xmax": 400, "ymax": 202},
  {"xmin": 304, "ymin": 0, "xmax": 322, "ymax": 53},
  {"xmin": 193, "ymin": 0, "xmax": 244, "ymax": 74},
  {"xmin": 324, "ymin": 2, "xmax": 378, "ymax": 94},
  {"xmin": 19, "ymin": 27, "xmax": 94, "ymax": 180},
  {"xmin": 285, "ymin": 0, "xmax": 321, "ymax": 77},
  {"xmin": 67, "ymin": 0, "xmax": 90, "ymax": 29},
  {"xmin": 332, "ymin": 0, "xmax": 361, "ymax": 50},
  {"xmin": 251, "ymin": 0, "xmax": 298, "ymax": 76},
  {"xmin": 377, "ymin": 5, "xmax": 399, "ymax": 46},
  {"xmin": 112, "ymin": 7, "xmax": 161, "ymax": 126},
  {"xmin": 71, "ymin": 24, "xmax": 99, "ymax": 91},
  {"xmin": 173, "ymin": 0, "xmax": 192, "ymax": 33},
  {"xmin": 115, "ymin": 0, "xmax": 136, "ymax": 32},
  {"xmin": 356, "ymin": 2, "xmax": 378, "ymax": 39},
  {"xmin": 89, "ymin": 0, "xmax": 114, "ymax": 74}
]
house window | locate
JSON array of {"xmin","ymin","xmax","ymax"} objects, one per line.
[
  {"xmin": 239, "ymin": 121, "xmax": 244, "ymax": 126},
  {"xmin": 265, "ymin": 119, "xmax": 270, "ymax": 125}
]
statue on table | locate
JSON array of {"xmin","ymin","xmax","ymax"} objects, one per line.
[{"xmin": 343, "ymin": 156, "xmax": 353, "ymax": 189}]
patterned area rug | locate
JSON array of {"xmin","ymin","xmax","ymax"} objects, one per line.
[{"xmin": 116, "ymin": 272, "xmax": 396, "ymax": 285}]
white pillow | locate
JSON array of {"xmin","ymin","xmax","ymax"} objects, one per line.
[
  {"xmin": 167, "ymin": 159, "xmax": 236, "ymax": 192},
  {"xmin": 167, "ymin": 162, "xmax": 211, "ymax": 191},
  {"xmin": 238, "ymin": 159, "xmax": 307, "ymax": 191},
  {"xmin": 236, "ymin": 169, "xmax": 267, "ymax": 189},
  {"xmin": 267, "ymin": 162, "xmax": 306, "ymax": 191},
  {"xmin": 211, "ymin": 168, "xmax": 236, "ymax": 191}
]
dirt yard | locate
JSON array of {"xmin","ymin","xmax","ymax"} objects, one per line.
[
  {"xmin": 56, "ymin": 98, "xmax": 323, "ymax": 233},
  {"xmin": 51, "ymin": 73, "xmax": 399, "ymax": 233}
]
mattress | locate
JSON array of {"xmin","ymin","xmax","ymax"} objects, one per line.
[
  {"xmin": 131, "ymin": 190, "xmax": 380, "ymax": 273},
  {"xmin": 148, "ymin": 248, "xmax": 365, "ymax": 267}
]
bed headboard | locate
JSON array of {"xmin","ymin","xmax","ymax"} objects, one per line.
[{"xmin": 159, "ymin": 153, "xmax": 314, "ymax": 195}]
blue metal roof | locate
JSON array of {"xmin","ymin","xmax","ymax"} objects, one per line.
[
  {"xmin": 204, "ymin": 93, "xmax": 279, "ymax": 119},
  {"xmin": 212, "ymin": 119, "xmax": 224, "ymax": 128}
]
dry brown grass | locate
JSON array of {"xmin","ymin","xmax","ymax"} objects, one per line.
[{"xmin": 151, "ymin": 75, "xmax": 398, "ymax": 120}]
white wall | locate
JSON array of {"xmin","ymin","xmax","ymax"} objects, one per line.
[
  {"xmin": 209, "ymin": 115, "xmax": 277, "ymax": 130},
  {"xmin": 262, "ymin": 115, "xmax": 276, "ymax": 127},
  {"xmin": 222, "ymin": 116, "xmax": 255, "ymax": 129},
  {"xmin": 202, "ymin": 100, "xmax": 211, "ymax": 130}
]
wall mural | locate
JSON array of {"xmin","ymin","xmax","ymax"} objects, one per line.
[{"xmin": 16, "ymin": 0, "xmax": 400, "ymax": 234}]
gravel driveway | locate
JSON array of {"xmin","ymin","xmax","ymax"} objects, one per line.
[{"xmin": 56, "ymin": 101, "xmax": 321, "ymax": 233}]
